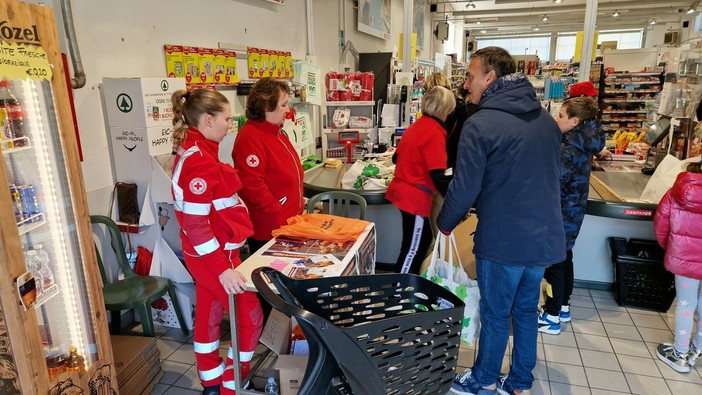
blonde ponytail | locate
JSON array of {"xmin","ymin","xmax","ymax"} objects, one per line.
[{"xmin": 171, "ymin": 90, "xmax": 188, "ymax": 153}]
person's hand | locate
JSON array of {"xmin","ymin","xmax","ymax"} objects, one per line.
[
  {"xmin": 597, "ymin": 148, "xmax": 613, "ymax": 161},
  {"xmin": 218, "ymin": 268, "xmax": 248, "ymax": 294}
]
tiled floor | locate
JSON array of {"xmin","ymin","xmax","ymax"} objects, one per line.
[{"xmin": 142, "ymin": 287, "xmax": 702, "ymax": 395}]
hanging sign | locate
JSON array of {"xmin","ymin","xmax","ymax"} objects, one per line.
[{"xmin": 0, "ymin": 41, "xmax": 52, "ymax": 81}]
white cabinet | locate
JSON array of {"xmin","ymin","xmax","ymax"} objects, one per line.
[{"xmin": 321, "ymin": 101, "xmax": 375, "ymax": 162}]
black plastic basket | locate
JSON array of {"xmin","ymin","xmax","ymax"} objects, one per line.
[
  {"xmin": 252, "ymin": 267, "xmax": 464, "ymax": 395},
  {"xmin": 608, "ymin": 237, "xmax": 675, "ymax": 312}
]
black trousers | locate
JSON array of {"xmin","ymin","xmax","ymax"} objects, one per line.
[
  {"xmin": 247, "ymin": 238, "xmax": 273, "ymax": 322},
  {"xmin": 395, "ymin": 210, "xmax": 433, "ymax": 275},
  {"xmin": 543, "ymin": 249, "xmax": 574, "ymax": 316}
]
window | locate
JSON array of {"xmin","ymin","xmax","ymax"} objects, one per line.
[
  {"xmin": 555, "ymin": 30, "xmax": 643, "ymax": 62},
  {"xmin": 476, "ymin": 35, "xmax": 551, "ymax": 60}
]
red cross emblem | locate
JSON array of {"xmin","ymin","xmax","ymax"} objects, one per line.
[
  {"xmin": 189, "ymin": 178, "xmax": 207, "ymax": 195},
  {"xmin": 246, "ymin": 154, "xmax": 260, "ymax": 168}
]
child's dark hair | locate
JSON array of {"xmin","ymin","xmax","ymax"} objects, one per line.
[
  {"xmin": 171, "ymin": 89, "xmax": 229, "ymax": 152},
  {"xmin": 685, "ymin": 161, "xmax": 702, "ymax": 173},
  {"xmin": 245, "ymin": 78, "xmax": 290, "ymax": 121}
]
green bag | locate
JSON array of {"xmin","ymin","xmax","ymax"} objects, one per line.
[{"xmin": 421, "ymin": 233, "xmax": 480, "ymax": 346}]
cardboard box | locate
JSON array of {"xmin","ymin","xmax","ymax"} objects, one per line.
[
  {"xmin": 259, "ymin": 309, "xmax": 309, "ymax": 395},
  {"xmin": 111, "ymin": 335, "xmax": 161, "ymax": 394},
  {"xmin": 102, "ymin": 77, "xmax": 186, "ymax": 129}
]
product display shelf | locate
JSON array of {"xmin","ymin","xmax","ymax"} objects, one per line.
[
  {"xmin": 322, "ymin": 101, "xmax": 375, "ymax": 162},
  {"xmin": 0, "ymin": 1, "xmax": 117, "ymax": 394},
  {"xmin": 599, "ymin": 72, "xmax": 662, "ymax": 135}
]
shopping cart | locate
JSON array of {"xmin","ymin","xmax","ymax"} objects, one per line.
[{"xmin": 249, "ymin": 267, "xmax": 465, "ymax": 395}]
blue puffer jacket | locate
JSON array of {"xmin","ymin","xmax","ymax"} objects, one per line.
[
  {"xmin": 561, "ymin": 118, "xmax": 605, "ymax": 250},
  {"xmin": 437, "ymin": 74, "xmax": 565, "ymax": 266}
]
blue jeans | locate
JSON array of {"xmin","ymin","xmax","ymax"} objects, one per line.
[{"xmin": 473, "ymin": 258, "xmax": 545, "ymax": 391}]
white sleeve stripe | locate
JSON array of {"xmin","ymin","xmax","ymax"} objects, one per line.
[
  {"xmin": 212, "ymin": 194, "xmax": 240, "ymax": 210},
  {"xmin": 223, "ymin": 240, "xmax": 246, "ymax": 250},
  {"xmin": 194, "ymin": 237, "xmax": 220, "ymax": 255},
  {"xmin": 174, "ymin": 201, "xmax": 211, "ymax": 215}
]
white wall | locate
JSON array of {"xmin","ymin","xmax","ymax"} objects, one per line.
[{"xmin": 40, "ymin": 0, "xmax": 430, "ymax": 215}]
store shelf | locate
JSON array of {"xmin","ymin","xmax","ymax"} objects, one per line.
[
  {"xmin": 604, "ymin": 89, "xmax": 660, "ymax": 94},
  {"xmin": 605, "ymin": 72, "xmax": 662, "ymax": 77},
  {"xmin": 602, "ymin": 118, "xmax": 647, "ymax": 122},
  {"xmin": 323, "ymin": 101, "xmax": 375, "ymax": 106},
  {"xmin": 34, "ymin": 284, "xmax": 59, "ymax": 309},
  {"xmin": 602, "ymin": 99, "xmax": 652, "ymax": 103},
  {"xmin": 602, "ymin": 110, "xmax": 647, "ymax": 114},
  {"xmin": 605, "ymin": 81, "xmax": 660, "ymax": 85},
  {"xmin": 17, "ymin": 213, "xmax": 47, "ymax": 236},
  {"xmin": 1, "ymin": 136, "xmax": 32, "ymax": 154}
]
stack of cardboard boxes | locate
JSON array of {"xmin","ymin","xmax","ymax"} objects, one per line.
[{"xmin": 111, "ymin": 336, "xmax": 162, "ymax": 394}]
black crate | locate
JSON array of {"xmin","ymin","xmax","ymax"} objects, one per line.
[{"xmin": 608, "ymin": 237, "xmax": 675, "ymax": 312}]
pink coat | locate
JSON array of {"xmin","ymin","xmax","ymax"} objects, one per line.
[{"xmin": 654, "ymin": 171, "xmax": 702, "ymax": 280}]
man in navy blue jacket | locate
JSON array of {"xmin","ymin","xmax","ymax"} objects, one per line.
[{"xmin": 439, "ymin": 47, "xmax": 565, "ymax": 395}]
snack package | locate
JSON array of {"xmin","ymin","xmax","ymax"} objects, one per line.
[
  {"xmin": 332, "ymin": 107, "xmax": 351, "ymax": 129},
  {"xmin": 348, "ymin": 116, "xmax": 373, "ymax": 129}
]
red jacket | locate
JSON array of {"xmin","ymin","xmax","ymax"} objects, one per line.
[
  {"xmin": 386, "ymin": 115, "xmax": 447, "ymax": 217},
  {"xmin": 171, "ymin": 128, "xmax": 254, "ymax": 276},
  {"xmin": 232, "ymin": 119, "xmax": 304, "ymax": 240},
  {"xmin": 654, "ymin": 171, "xmax": 702, "ymax": 280}
]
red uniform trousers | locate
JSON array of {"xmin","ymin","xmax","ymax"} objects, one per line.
[{"xmin": 186, "ymin": 249, "xmax": 263, "ymax": 394}]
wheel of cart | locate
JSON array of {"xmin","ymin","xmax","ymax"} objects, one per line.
[{"xmin": 250, "ymin": 267, "xmax": 465, "ymax": 395}]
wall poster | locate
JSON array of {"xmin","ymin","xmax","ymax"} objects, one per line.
[{"xmin": 358, "ymin": 0, "xmax": 391, "ymax": 40}]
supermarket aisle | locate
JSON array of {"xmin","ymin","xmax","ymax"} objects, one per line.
[{"xmin": 143, "ymin": 287, "xmax": 702, "ymax": 394}]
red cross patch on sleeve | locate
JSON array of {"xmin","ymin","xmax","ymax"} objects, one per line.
[
  {"xmin": 189, "ymin": 177, "xmax": 207, "ymax": 195},
  {"xmin": 246, "ymin": 154, "xmax": 260, "ymax": 168}
]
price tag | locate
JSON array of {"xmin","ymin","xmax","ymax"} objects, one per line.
[{"xmin": 0, "ymin": 41, "xmax": 52, "ymax": 81}]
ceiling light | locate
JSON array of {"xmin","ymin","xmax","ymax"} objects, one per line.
[
  {"xmin": 480, "ymin": 29, "xmax": 487, "ymax": 34},
  {"xmin": 612, "ymin": 10, "xmax": 620, "ymax": 17},
  {"xmin": 688, "ymin": 6, "xmax": 696, "ymax": 14},
  {"xmin": 553, "ymin": 0, "xmax": 563, "ymax": 4},
  {"xmin": 533, "ymin": 25, "xmax": 541, "ymax": 31},
  {"xmin": 476, "ymin": 19, "xmax": 482, "ymax": 25},
  {"xmin": 542, "ymin": 15, "xmax": 549, "ymax": 22},
  {"xmin": 650, "ymin": 18, "xmax": 657, "ymax": 25},
  {"xmin": 466, "ymin": 0, "xmax": 476, "ymax": 9}
]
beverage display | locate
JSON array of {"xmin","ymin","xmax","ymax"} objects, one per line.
[
  {"xmin": 0, "ymin": 80, "xmax": 26, "ymax": 147},
  {"xmin": 19, "ymin": 185, "xmax": 41, "ymax": 221},
  {"xmin": 34, "ymin": 244, "xmax": 55, "ymax": 291}
]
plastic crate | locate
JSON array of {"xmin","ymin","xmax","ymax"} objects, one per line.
[
  {"xmin": 252, "ymin": 267, "xmax": 464, "ymax": 395},
  {"xmin": 607, "ymin": 237, "xmax": 675, "ymax": 312}
]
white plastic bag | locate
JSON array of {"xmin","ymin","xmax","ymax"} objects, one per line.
[
  {"xmin": 421, "ymin": 233, "xmax": 480, "ymax": 346},
  {"xmin": 340, "ymin": 159, "xmax": 394, "ymax": 190},
  {"xmin": 640, "ymin": 155, "xmax": 702, "ymax": 203}
]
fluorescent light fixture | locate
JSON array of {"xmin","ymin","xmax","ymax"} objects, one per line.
[
  {"xmin": 542, "ymin": 14, "xmax": 549, "ymax": 22},
  {"xmin": 688, "ymin": 6, "xmax": 696, "ymax": 14},
  {"xmin": 612, "ymin": 10, "xmax": 620, "ymax": 17}
]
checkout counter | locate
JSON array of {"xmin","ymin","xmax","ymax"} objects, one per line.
[
  {"xmin": 573, "ymin": 160, "xmax": 657, "ymax": 289},
  {"xmin": 304, "ymin": 158, "xmax": 661, "ymax": 287}
]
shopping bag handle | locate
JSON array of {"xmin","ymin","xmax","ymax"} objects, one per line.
[{"xmin": 430, "ymin": 232, "xmax": 463, "ymax": 268}]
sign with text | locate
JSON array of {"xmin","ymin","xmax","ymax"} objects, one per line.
[{"xmin": 0, "ymin": 41, "xmax": 52, "ymax": 81}]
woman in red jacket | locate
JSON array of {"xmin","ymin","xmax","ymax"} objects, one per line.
[
  {"xmin": 232, "ymin": 78, "xmax": 304, "ymax": 254},
  {"xmin": 386, "ymin": 86, "xmax": 455, "ymax": 274},
  {"xmin": 654, "ymin": 161, "xmax": 702, "ymax": 374},
  {"xmin": 171, "ymin": 89, "xmax": 262, "ymax": 395}
]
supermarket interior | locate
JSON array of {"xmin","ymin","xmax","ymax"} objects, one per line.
[{"xmin": 0, "ymin": 0, "xmax": 702, "ymax": 394}]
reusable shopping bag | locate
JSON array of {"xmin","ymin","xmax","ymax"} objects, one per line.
[
  {"xmin": 271, "ymin": 213, "xmax": 370, "ymax": 243},
  {"xmin": 421, "ymin": 232, "xmax": 480, "ymax": 346},
  {"xmin": 340, "ymin": 159, "xmax": 395, "ymax": 190}
]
